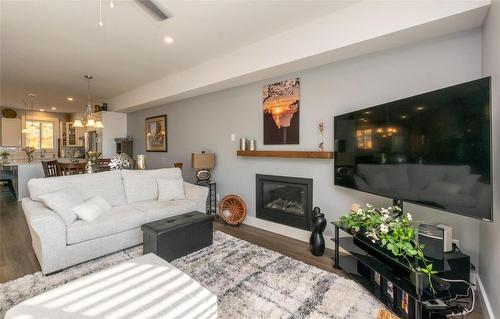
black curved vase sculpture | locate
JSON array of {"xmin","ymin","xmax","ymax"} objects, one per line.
[{"xmin": 310, "ymin": 206, "xmax": 327, "ymax": 256}]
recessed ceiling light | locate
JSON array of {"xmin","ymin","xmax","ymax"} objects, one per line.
[
  {"xmin": 417, "ymin": 106, "xmax": 424, "ymax": 111},
  {"xmin": 364, "ymin": 111, "xmax": 371, "ymax": 114},
  {"xmin": 51, "ymin": 107, "xmax": 56, "ymax": 110},
  {"xmin": 39, "ymin": 109, "xmax": 45, "ymax": 112},
  {"xmin": 164, "ymin": 36, "xmax": 174, "ymax": 44},
  {"xmin": 401, "ymin": 115, "xmax": 407, "ymax": 119},
  {"xmin": 67, "ymin": 97, "xmax": 74, "ymax": 101}
]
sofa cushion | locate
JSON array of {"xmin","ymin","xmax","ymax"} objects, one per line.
[
  {"xmin": 28, "ymin": 170, "xmax": 127, "ymax": 206},
  {"xmin": 66, "ymin": 205, "xmax": 145, "ymax": 245},
  {"xmin": 38, "ymin": 189, "xmax": 82, "ymax": 225},
  {"xmin": 157, "ymin": 178, "xmax": 186, "ymax": 201},
  {"xmin": 73, "ymin": 196, "xmax": 112, "ymax": 222},
  {"xmin": 131, "ymin": 199, "xmax": 197, "ymax": 223},
  {"xmin": 121, "ymin": 168, "xmax": 183, "ymax": 204}
]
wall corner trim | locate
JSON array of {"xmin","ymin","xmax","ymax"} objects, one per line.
[{"xmin": 476, "ymin": 273, "xmax": 496, "ymax": 319}]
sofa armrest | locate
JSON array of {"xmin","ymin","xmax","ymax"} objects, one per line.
[
  {"xmin": 22, "ymin": 198, "xmax": 67, "ymax": 273},
  {"xmin": 184, "ymin": 182, "xmax": 209, "ymax": 213}
]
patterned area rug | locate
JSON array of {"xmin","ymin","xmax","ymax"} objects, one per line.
[{"xmin": 0, "ymin": 231, "xmax": 385, "ymax": 318}]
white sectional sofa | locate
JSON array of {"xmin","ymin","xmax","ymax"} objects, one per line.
[{"xmin": 22, "ymin": 168, "xmax": 209, "ymax": 274}]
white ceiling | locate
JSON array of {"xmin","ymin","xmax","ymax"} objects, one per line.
[{"xmin": 0, "ymin": 0, "xmax": 356, "ymax": 113}]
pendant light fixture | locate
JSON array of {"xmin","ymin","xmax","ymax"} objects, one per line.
[
  {"xmin": 73, "ymin": 75, "xmax": 104, "ymax": 129},
  {"xmin": 21, "ymin": 99, "xmax": 30, "ymax": 134},
  {"xmin": 26, "ymin": 93, "xmax": 37, "ymax": 135}
]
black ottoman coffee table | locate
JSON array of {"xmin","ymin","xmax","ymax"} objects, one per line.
[{"xmin": 141, "ymin": 211, "xmax": 215, "ymax": 262}]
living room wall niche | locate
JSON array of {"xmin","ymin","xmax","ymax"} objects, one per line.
[{"xmin": 127, "ymin": 29, "xmax": 482, "ymax": 267}]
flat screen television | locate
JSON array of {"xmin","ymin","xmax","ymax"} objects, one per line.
[{"xmin": 334, "ymin": 77, "xmax": 492, "ymax": 221}]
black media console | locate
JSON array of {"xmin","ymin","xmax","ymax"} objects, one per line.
[{"xmin": 333, "ymin": 224, "xmax": 470, "ymax": 319}]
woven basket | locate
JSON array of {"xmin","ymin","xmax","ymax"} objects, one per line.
[{"xmin": 218, "ymin": 195, "xmax": 247, "ymax": 225}]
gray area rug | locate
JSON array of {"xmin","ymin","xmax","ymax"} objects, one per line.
[{"xmin": 1, "ymin": 231, "xmax": 384, "ymax": 318}]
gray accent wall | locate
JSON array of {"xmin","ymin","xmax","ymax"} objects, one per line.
[
  {"xmin": 480, "ymin": 2, "xmax": 500, "ymax": 316},
  {"xmin": 128, "ymin": 30, "xmax": 483, "ymax": 266}
]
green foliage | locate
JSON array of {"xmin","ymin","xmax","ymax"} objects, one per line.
[{"xmin": 337, "ymin": 204, "xmax": 437, "ymax": 294}]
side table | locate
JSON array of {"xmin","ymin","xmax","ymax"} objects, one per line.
[{"xmin": 196, "ymin": 181, "xmax": 216, "ymax": 215}]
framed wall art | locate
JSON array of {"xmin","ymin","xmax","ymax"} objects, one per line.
[
  {"xmin": 263, "ymin": 78, "xmax": 300, "ymax": 145},
  {"xmin": 145, "ymin": 115, "xmax": 167, "ymax": 152}
]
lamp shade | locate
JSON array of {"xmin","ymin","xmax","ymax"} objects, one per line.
[
  {"xmin": 72, "ymin": 119, "xmax": 84, "ymax": 128},
  {"xmin": 192, "ymin": 152, "xmax": 215, "ymax": 169}
]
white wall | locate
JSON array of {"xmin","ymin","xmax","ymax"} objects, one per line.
[
  {"xmin": 480, "ymin": 1, "xmax": 500, "ymax": 317},
  {"xmin": 128, "ymin": 30, "xmax": 483, "ymax": 265},
  {"xmin": 101, "ymin": 111, "xmax": 127, "ymax": 158}
]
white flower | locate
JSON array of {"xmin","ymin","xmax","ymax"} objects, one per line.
[
  {"xmin": 366, "ymin": 203, "xmax": 373, "ymax": 208},
  {"xmin": 393, "ymin": 206, "xmax": 402, "ymax": 212},
  {"xmin": 406, "ymin": 213, "xmax": 413, "ymax": 221},
  {"xmin": 381, "ymin": 208, "xmax": 389, "ymax": 214},
  {"xmin": 380, "ymin": 224, "xmax": 389, "ymax": 234}
]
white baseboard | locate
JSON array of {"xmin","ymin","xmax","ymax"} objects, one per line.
[
  {"xmin": 475, "ymin": 274, "xmax": 496, "ymax": 319},
  {"xmin": 242, "ymin": 216, "xmax": 346, "ymax": 252}
]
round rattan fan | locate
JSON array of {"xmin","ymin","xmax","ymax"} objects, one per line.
[{"xmin": 219, "ymin": 195, "xmax": 247, "ymax": 225}]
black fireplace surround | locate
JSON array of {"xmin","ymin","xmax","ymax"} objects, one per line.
[{"xmin": 256, "ymin": 174, "xmax": 313, "ymax": 230}]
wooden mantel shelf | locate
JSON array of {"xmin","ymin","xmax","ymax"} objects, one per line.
[{"xmin": 236, "ymin": 150, "xmax": 334, "ymax": 159}]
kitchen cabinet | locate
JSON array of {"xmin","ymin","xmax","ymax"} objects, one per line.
[
  {"xmin": 61, "ymin": 122, "xmax": 83, "ymax": 146},
  {"xmin": 1, "ymin": 118, "xmax": 22, "ymax": 147}
]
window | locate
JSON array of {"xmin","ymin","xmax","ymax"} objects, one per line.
[
  {"xmin": 25, "ymin": 121, "xmax": 54, "ymax": 149},
  {"xmin": 356, "ymin": 129, "xmax": 373, "ymax": 150}
]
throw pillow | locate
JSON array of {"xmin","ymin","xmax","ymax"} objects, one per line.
[
  {"xmin": 157, "ymin": 178, "xmax": 186, "ymax": 201},
  {"xmin": 365, "ymin": 171, "xmax": 390, "ymax": 190},
  {"xmin": 445, "ymin": 174, "xmax": 481, "ymax": 195},
  {"xmin": 425, "ymin": 181, "xmax": 462, "ymax": 196},
  {"xmin": 39, "ymin": 189, "xmax": 83, "ymax": 225},
  {"xmin": 73, "ymin": 196, "xmax": 112, "ymax": 222}
]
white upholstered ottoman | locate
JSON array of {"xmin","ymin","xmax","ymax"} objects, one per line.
[{"xmin": 5, "ymin": 253, "xmax": 217, "ymax": 319}]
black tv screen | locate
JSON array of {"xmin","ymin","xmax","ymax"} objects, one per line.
[{"xmin": 334, "ymin": 77, "xmax": 492, "ymax": 221}]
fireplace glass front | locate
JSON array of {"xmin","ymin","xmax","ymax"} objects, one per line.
[{"xmin": 256, "ymin": 174, "xmax": 312, "ymax": 230}]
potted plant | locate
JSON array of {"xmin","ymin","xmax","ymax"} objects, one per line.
[
  {"xmin": 22, "ymin": 146, "xmax": 35, "ymax": 163},
  {"xmin": 0, "ymin": 149, "xmax": 10, "ymax": 163},
  {"xmin": 336, "ymin": 203, "xmax": 437, "ymax": 293}
]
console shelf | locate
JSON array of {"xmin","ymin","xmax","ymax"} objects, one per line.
[
  {"xmin": 236, "ymin": 150, "xmax": 334, "ymax": 159},
  {"xmin": 333, "ymin": 223, "xmax": 470, "ymax": 319}
]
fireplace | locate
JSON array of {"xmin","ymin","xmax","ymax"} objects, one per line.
[{"xmin": 256, "ymin": 174, "xmax": 313, "ymax": 230}]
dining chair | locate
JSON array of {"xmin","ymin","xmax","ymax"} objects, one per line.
[
  {"xmin": 57, "ymin": 162, "xmax": 86, "ymax": 176},
  {"xmin": 42, "ymin": 160, "xmax": 59, "ymax": 177},
  {"xmin": 96, "ymin": 158, "xmax": 111, "ymax": 172}
]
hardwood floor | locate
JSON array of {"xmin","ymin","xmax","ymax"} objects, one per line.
[
  {"xmin": 0, "ymin": 195, "xmax": 40, "ymax": 282},
  {"xmin": 0, "ymin": 196, "xmax": 484, "ymax": 318}
]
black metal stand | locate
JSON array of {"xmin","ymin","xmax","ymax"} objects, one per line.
[
  {"xmin": 333, "ymin": 223, "xmax": 470, "ymax": 319},
  {"xmin": 334, "ymin": 225, "xmax": 340, "ymax": 269},
  {"xmin": 196, "ymin": 181, "xmax": 217, "ymax": 215}
]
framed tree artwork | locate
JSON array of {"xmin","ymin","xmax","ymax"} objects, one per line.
[
  {"xmin": 263, "ymin": 78, "xmax": 300, "ymax": 144},
  {"xmin": 145, "ymin": 115, "xmax": 167, "ymax": 152}
]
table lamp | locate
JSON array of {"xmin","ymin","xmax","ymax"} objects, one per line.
[{"xmin": 192, "ymin": 151, "xmax": 215, "ymax": 183}]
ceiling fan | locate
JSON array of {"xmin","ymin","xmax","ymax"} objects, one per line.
[{"xmin": 135, "ymin": 0, "xmax": 169, "ymax": 21}]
